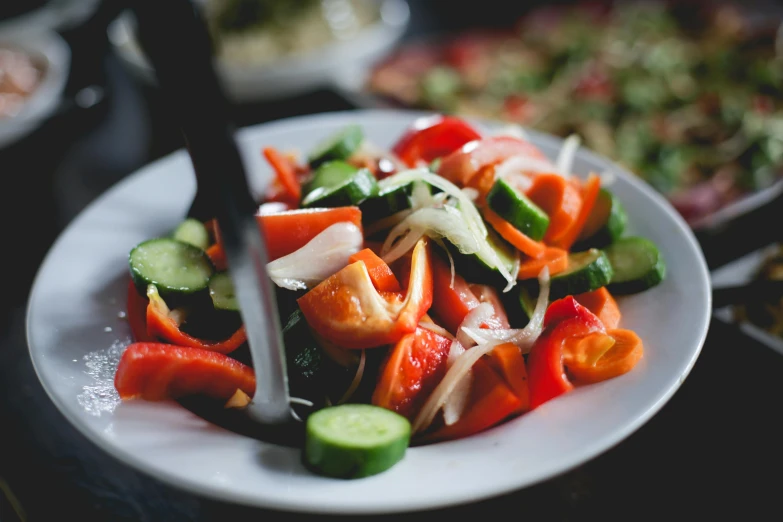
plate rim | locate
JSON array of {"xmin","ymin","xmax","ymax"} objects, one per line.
[{"xmin": 25, "ymin": 108, "xmax": 712, "ymax": 514}]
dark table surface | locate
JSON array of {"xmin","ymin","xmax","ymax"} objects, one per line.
[{"xmin": 2, "ymin": 1, "xmax": 783, "ymax": 521}]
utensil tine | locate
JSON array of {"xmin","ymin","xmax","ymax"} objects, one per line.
[{"xmin": 132, "ymin": 0, "xmax": 293, "ymax": 425}]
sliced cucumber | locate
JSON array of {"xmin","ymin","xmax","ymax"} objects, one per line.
[
  {"xmin": 308, "ymin": 124, "xmax": 364, "ymax": 167},
  {"xmin": 303, "ymin": 403, "xmax": 411, "ymax": 479},
  {"xmin": 519, "ymin": 285, "xmax": 538, "ymax": 323},
  {"xmin": 208, "ymin": 271, "xmax": 238, "ymax": 311},
  {"xmin": 282, "ymin": 308, "xmax": 326, "ymax": 405},
  {"xmin": 302, "ymin": 161, "xmax": 379, "ymax": 208},
  {"xmin": 172, "ymin": 218, "xmax": 210, "ymax": 250},
  {"xmin": 573, "ymin": 188, "xmax": 627, "ymax": 249},
  {"xmin": 448, "ymin": 227, "xmax": 517, "ymax": 287},
  {"xmin": 359, "ymin": 180, "xmax": 432, "ymax": 223},
  {"xmin": 549, "ymin": 249, "xmax": 614, "ymax": 300},
  {"xmin": 129, "ymin": 238, "xmax": 214, "ymax": 300},
  {"xmin": 486, "ymin": 178, "xmax": 550, "ymax": 241},
  {"xmin": 604, "ymin": 236, "xmax": 666, "ymax": 294}
]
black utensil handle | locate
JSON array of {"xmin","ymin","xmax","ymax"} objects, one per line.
[{"xmin": 132, "ymin": 0, "xmax": 293, "ymax": 424}]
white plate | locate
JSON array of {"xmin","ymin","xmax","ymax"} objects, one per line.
[
  {"xmin": 107, "ymin": 0, "xmax": 410, "ymax": 103},
  {"xmin": 0, "ymin": 28, "xmax": 70, "ymax": 148},
  {"xmin": 26, "ymin": 109, "xmax": 711, "ymax": 514}
]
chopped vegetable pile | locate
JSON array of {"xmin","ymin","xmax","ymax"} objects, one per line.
[
  {"xmin": 115, "ymin": 115, "xmax": 665, "ymax": 478},
  {"xmin": 367, "ymin": 1, "xmax": 783, "ymax": 225}
]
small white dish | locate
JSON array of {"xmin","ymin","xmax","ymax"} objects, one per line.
[
  {"xmin": 107, "ymin": 0, "xmax": 410, "ymax": 103},
  {"xmin": 26, "ymin": 109, "xmax": 710, "ymax": 514},
  {"xmin": 711, "ymin": 244, "xmax": 783, "ymax": 356},
  {"xmin": 0, "ymin": 28, "xmax": 70, "ymax": 148}
]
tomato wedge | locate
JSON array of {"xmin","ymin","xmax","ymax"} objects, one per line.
[
  {"xmin": 115, "ymin": 343, "xmax": 256, "ymax": 401},
  {"xmin": 391, "ymin": 115, "xmax": 482, "ymax": 168},
  {"xmin": 297, "ymin": 238, "xmax": 433, "ymax": 349},
  {"xmin": 437, "ymin": 136, "xmax": 549, "ymax": 188},
  {"xmin": 372, "ymin": 327, "xmax": 452, "ymax": 421}
]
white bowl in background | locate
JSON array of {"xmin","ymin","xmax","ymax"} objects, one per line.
[
  {"xmin": 0, "ymin": 28, "xmax": 70, "ymax": 148},
  {"xmin": 107, "ymin": 0, "xmax": 410, "ymax": 103}
]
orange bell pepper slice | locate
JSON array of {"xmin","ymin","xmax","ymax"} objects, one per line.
[
  {"xmin": 565, "ymin": 329, "xmax": 644, "ymax": 384},
  {"xmin": 297, "ymin": 238, "xmax": 433, "ymax": 349},
  {"xmin": 145, "ymin": 286, "xmax": 247, "ymax": 355},
  {"xmin": 574, "ymin": 287, "xmax": 621, "ymax": 329}
]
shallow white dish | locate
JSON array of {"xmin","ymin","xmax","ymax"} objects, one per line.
[
  {"xmin": 107, "ymin": 0, "xmax": 410, "ymax": 103},
  {"xmin": 26, "ymin": 109, "xmax": 710, "ymax": 514},
  {"xmin": 0, "ymin": 28, "xmax": 70, "ymax": 148}
]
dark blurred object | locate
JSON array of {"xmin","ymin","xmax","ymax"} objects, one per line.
[{"xmin": 0, "ymin": 0, "xmax": 48, "ymax": 21}]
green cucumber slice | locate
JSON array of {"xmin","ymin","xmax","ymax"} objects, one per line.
[
  {"xmin": 129, "ymin": 238, "xmax": 214, "ymax": 299},
  {"xmin": 307, "ymin": 124, "xmax": 364, "ymax": 167},
  {"xmin": 360, "ymin": 180, "xmax": 433, "ymax": 223},
  {"xmin": 448, "ymin": 227, "xmax": 517, "ymax": 287},
  {"xmin": 172, "ymin": 218, "xmax": 210, "ymax": 250},
  {"xmin": 302, "ymin": 161, "xmax": 379, "ymax": 208},
  {"xmin": 486, "ymin": 178, "xmax": 550, "ymax": 241},
  {"xmin": 573, "ymin": 188, "xmax": 627, "ymax": 249},
  {"xmin": 604, "ymin": 236, "xmax": 666, "ymax": 294},
  {"xmin": 549, "ymin": 249, "xmax": 614, "ymax": 300},
  {"xmin": 208, "ymin": 271, "xmax": 238, "ymax": 311},
  {"xmin": 303, "ymin": 403, "xmax": 411, "ymax": 479}
]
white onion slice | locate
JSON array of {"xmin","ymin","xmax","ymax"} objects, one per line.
[
  {"xmin": 267, "ymin": 222, "xmax": 363, "ymax": 290},
  {"xmin": 495, "ymin": 154, "xmax": 562, "ymax": 181},
  {"xmin": 455, "ymin": 303, "xmax": 494, "ymax": 348},
  {"xmin": 556, "ymin": 134, "xmax": 581, "ymax": 177},
  {"xmin": 442, "ymin": 340, "xmax": 472, "ymax": 426},
  {"xmin": 418, "ymin": 320, "xmax": 455, "ymax": 340}
]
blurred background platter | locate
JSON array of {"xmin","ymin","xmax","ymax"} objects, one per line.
[
  {"xmin": 337, "ymin": 0, "xmax": 783, "ymax": 232},
  {"xmin": 108, "ymin": 0, "xmax": 410, "ymax": 102}
]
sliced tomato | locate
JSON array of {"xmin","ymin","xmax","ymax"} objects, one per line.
[
  {"xmin": 114, "ymin": 343, "xmax": 256, "ymax": 401},
  {"xmin": 297, "ymin": 238, "xmax": 433, "ymax": 349},
  {"xmin": 372, "ymin": 327, "xmax": 453, "ymax": 421},
  {"xmin": 430, "ymin": 251, "xmax": 481, "ymax": 334},
  {"xmin": 391, "ymin": 115, "xmax": 482, "ymax": 168},
  {"xmin": 437, "ymin": 136, "xmax": 549, "ymax": 188}
]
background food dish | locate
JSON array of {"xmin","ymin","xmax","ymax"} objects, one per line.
[
  {"xmin": 0, "ymin": 27, "xmax": 70, "ymax": 148},
  {"xmin": 108, "ymin": 0, "xmax": 410, "ymax": 102},
  {"xmin": 26, "ymin": 110, "xmax": 710, "ymax": 514},
  {"xmin": 350, "ymin": 1, "xmax": 783, "ymax": 230}
]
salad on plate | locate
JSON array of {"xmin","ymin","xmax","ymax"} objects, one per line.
[{"xmin": 115, "ymin": 114, "xmax": 665, "ymax": 479}]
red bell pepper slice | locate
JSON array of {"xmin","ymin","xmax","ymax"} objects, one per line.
[
  {"xmin": 126, "ymin": 280, "xmax": 156, "ymax": 342},
  {"xmin": 421, "ymin": 358, "xmax": 522, "ymax": 443},
  {"xmin": 115, "ymin": 342, "xmax": 255, "ymax": 401},
  {"xmin": 297, "ymin": 238, "xmax": 433, "ymax": 349},
  {"xmin": 527, "ymin": 296, "xmax": 605, "ymax": 409},
  {"xmin": 468, "ymin": 283, "xmax": 511, "ymax": 329},
  {"xmin": 430, "ymin": 251, "xmax": 481, "ymax": 334},
  {"xmin": 437, "ymin": 136, "xmax": 549, "ymax": 188},
  {"xmin": 391, "ymin": 115, "xmax": 482, "ymax": 168},
  {"xmin": 372, "ymin": 327, "xmax": 452, "ymax": 421},
  {"xmin": 208, "ymin": 207, "xmax": 363, "ymax": 265},
  {"xmin": 145, "ymin": 286, "xmax": 247, "ymax": 354}
]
